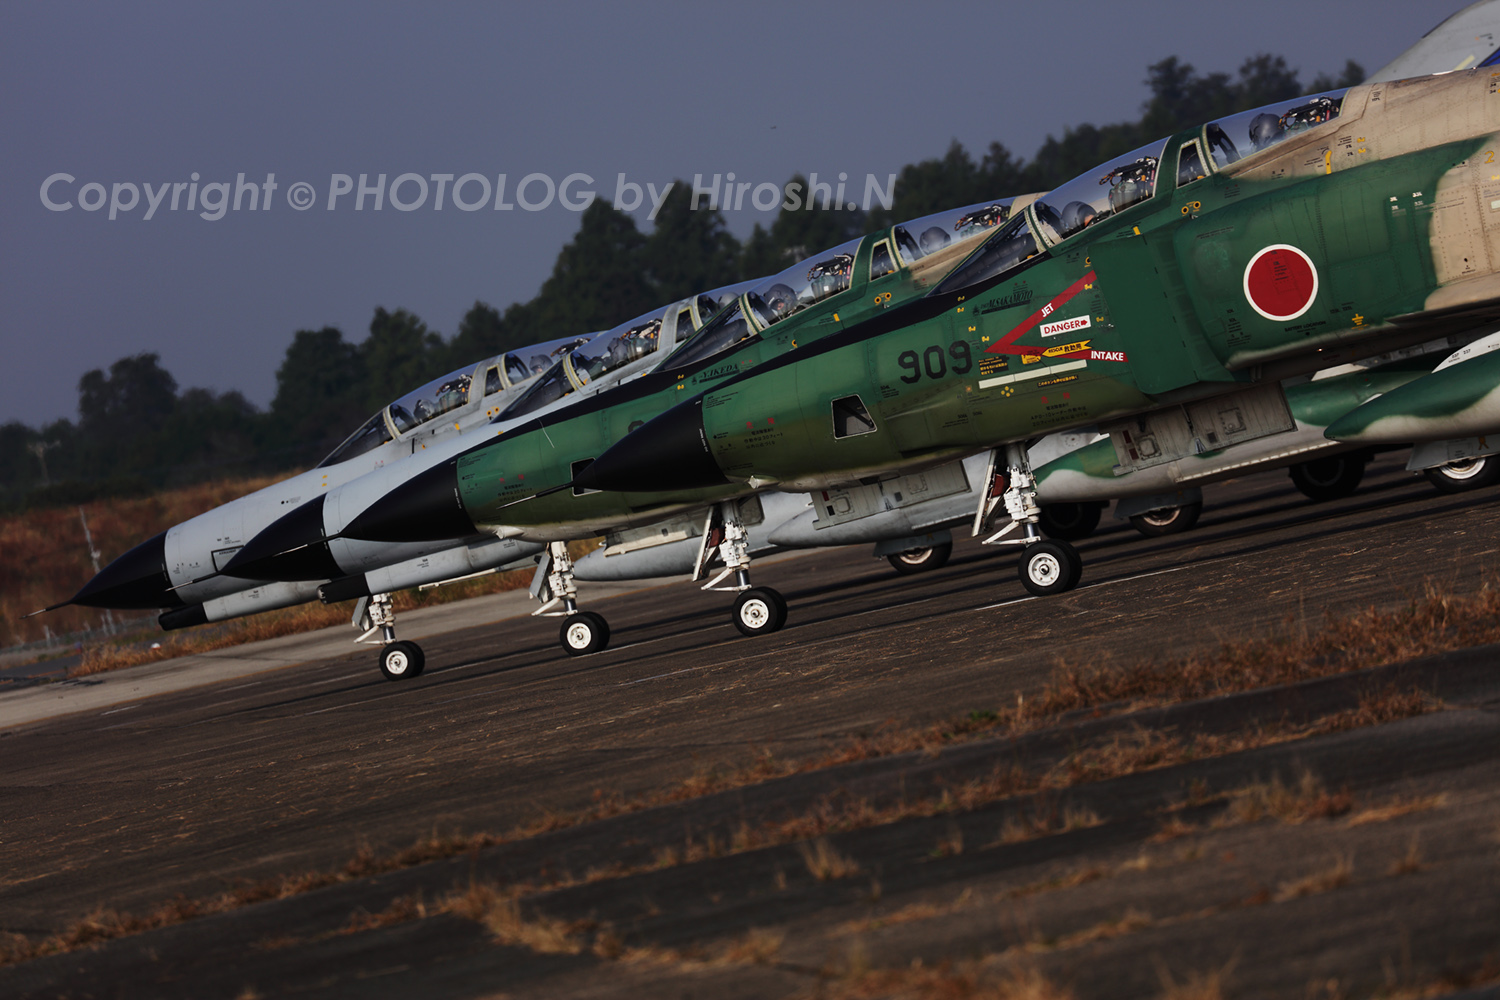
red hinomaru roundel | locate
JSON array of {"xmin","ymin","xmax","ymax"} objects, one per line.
[{"xmin": 1242, "ymin": 244, "xmax": 1319, "ymax": 322}]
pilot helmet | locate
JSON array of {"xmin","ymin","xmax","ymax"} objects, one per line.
[
  {"xmin": 1249, "ymin": 112, "xmax": 1283, "ymax": 150},
  {"xmin": 1060, "ymin": 200, "xmax": 1095, "ymax": 234},
  {"xmin": 919, "ymin": 226, "xmax": 950, "ymax": 254}
]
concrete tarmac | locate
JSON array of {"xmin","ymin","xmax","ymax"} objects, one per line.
[{"xmin": 2, "ymin": 454, "xmax": 1498, "ymax": 996}]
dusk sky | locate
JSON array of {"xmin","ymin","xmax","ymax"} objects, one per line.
[{"xmin": 1, "ymin": 1, "xmax": 1457, "ymax": 430}]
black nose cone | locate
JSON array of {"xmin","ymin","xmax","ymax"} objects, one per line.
[
  {"xmin": 69, "ymin": 530, "xmax": 182, "ymax": 609},
  {"xmin": 343, "ymin": 460, "xmax": 478, "ymax": 542},
  {"xmin": 577, "ymin": 398, "xmax": 727, "ymax": 494},
  {"xmin": 222, "ymin": 495, "xmax": 342, "ymax": 581}
]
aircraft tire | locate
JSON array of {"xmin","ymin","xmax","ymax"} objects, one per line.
[
  {"xmin": 1129, "ymin": 501, "xmax": 1202, "ymax": 538},
  {"xmin": 379, "ymin": 641, "xmax": 425, "ymax": 681},
  {"xmin": 732, "ymin": 587, "xmax": 787, "ymax": 637},
  {"xmin": 1423, "ymin": 455, "xmax": 1500, "ymax": 493},
  {"xmin": 1289, "ymin": 455, "xmax": 1366, "ymax": 502},
  {"xmin": 560, "ymin": 612, "xmax": 609, "ymax": 656},
  {"xmin": 1017, "ymin": 540, "xmax": 1082, "ymax": 597},
  {"xmin": 886, "ymin": 541, "xmax": 953, "ymax": 575},
  {"xmin": 1038, "ymin": 502, "xmax": 1102, "ymax": 541}
]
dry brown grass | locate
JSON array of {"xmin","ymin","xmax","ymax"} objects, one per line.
[
  {"xmin": 1151, "ymin": 817, "xmax": 1199, "ymax": 842},
  {"xmin": 1049, "ymin": 907, "xmax": 1152, "ymax": 949},
  {"xmin": 1275, "ymin": 853, "xmax": 1354, "ymax": 901},
  {"xmin": 1155, "ymin": 959, "xmax": 1232, "ymax": 1000},
  {"xmin": 1347, "ymin": 794, "xmax": 1447, "ymax": 827},
  {"xmin": 1215, "ymin": 771, "xmax": 1353, "ymax": 828},
  {"xmin": 1388, "ymin": 836, "xmax": 1425, "ymax": 876},
  {"xmin": 718, "ymin": 926, "xmax": 786, "ymax": 965},
  {"xmin": 480, "ymin": 896, "xmax": 585, "ymax": 954},
  {"xmin": 816, "ymin": 960, "xmax": 1075, "ymax": 1000},
  {"xmin": 0, "ymin": 829, "xmax": 498, "ymax": 967},
  {"xmin": 799, "ymin": 838, "xmax": 862, "ymax": 880},
  {"xmin": 1021, "ymin": 583, "xmax": 1500, "ymax": 723}
]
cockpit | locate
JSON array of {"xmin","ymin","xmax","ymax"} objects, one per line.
[
  {"xmin": 494, "ymin": 283, "xmax": 749, "ymax": 422},
  {"xmin": 936, "ymin": 89, "xmax": 1350, "ymax": 297},
  {"xmin": 1202, "ymin": 90, "xmax": 1346, "ymax": 168},
  {"xmin": 892, "ymin": 199, "xmax": 1019, "ymax": 267},
  {"xmin": 663, "ymin": 199, "xmax": 1027, "ymax": 373},
  {"xmin": 314, "ymin": 333, "xmax": 594, "ymax": 468},
  {"xmin": 742, "ymin": 236, "xmax": 864, "ymax": 330},
  {"xmin": 1029, "ymin": 140, "xmax": 1170, "ymax": 245}
]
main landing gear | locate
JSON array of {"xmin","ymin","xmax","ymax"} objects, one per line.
[
  {"xmin": 974, "ymin": 443, "xmax": 1084, "ymax": 597},
  {"xmin": 696, "ymin": 499, "xmax": 788, "ymax": 637},
  {"xmin": 352, "ymin": 592, "xmax": 426, "ymax": 681},
  {"xmin": 531, "ymin": 540, "xmax": 612, "ymax": 656}
]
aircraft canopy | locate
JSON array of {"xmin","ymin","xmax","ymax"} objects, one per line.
[
  {"xmin": 314, "ymin": 334, "xmax": 595, "ymax": 467},
  {"xmin": 892, "ymin": 200, "xmax": 1018, "ymax": 267},
  {"xmin": 744, "ymin": 236, "xmax": 864, "ymax": 330},
  {"xmin": 1202, "ymin": 89, "xmax": 1348, "ymax": 169}
]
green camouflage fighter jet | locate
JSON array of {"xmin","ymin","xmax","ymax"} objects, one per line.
[
  {"xmin": 243, "ymin": 199, "xmax": 1027, "ymax": 654},
  {"xmin": 580, "ymin": 71, "xmax": 1500, "ymax": 600}
]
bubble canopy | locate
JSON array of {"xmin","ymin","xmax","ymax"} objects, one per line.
[
  {"xmin": 1032, "ymin": 139, "xmax": 1171, "ymax": 245},
  {"xmin": 1203, "ymin": 89, "xmax": 1348, "ymax": 168},
  {"xmin": 892, "ymin": 199, "xmax": 1019, "ymax": 266},
  {"xmin": 662, "ymin": 201, "xmax": 1024, "ymax": 373},
  {"xmin": 743, "ymin": 236, "xmax": 865, "ymax": 330},
  {"xmin": 495, "ymin": 279, "xmax": 756, "ymax": 422},
  {"xmin": 314, "ymin": 333, "xmax": 592, "ymax": 468}
]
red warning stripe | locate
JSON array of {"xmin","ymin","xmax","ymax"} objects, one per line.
[{"xmin": 984, "ymin": 270, "xmax": 1097, "ymax": 356}]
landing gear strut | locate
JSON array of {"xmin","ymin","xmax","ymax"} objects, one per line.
[
  {"xmin": 352, "ymin": 592, "xmax": 426, "ymax": 681},
  {"xmin": 532, "ymin": 540, "xmax": 611, "ymax": 656},
  {"xmin": 973, "ymin": 443, "xmax": 1083, "ymax": 597},
  {"xmin": 696, "ymin": 499, "xmax": 787, "ymax": 637}
]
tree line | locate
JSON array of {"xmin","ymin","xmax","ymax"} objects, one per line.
[{"xmin": 0, "ymin": 55, "xmax": 1360, "ymax": 510}]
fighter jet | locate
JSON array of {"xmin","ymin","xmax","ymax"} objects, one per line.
[
  {"xmin": 211, "ymin": 285, "xmax": 745, "ymax": 676},
  {"xmin": 572, "ymin": 337, "xmax": 1479, "ymax": 581},
  {"xmin": 35, "ymin": 334, "xmax": 591, "ymax": 660},
  {"xmin": 579, "ymin": 71, "xmax": 1500, "ymax": 603},
  {"xmin": 226, "ymin": 200, "xmax": 1027, "ymax": 660}
]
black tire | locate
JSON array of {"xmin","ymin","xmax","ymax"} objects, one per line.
[
  {"xmin": 581, "ymin": 611, "xmax": 611, "ymax": 647},
  {"xmin": 1017, "ymin": 540, "xmax": 1083, "ymax": 597},
  {"xmin": 1423, "ymin": 455, "xmax": 1500, "ymax": 493},
  {"xmin": 560, "ymin": 612, "xmax": 609, "ymax": 656},
  {"xmin": 732, "ymin": 587, "xmax": 788, "ymax": 637},
  {"xmin": 886, "ymin": 540, "xmax": 953, "ymax": 575},
  {"xmin": 1038, "ymin": 502, "xmax": 1102, "ymax": 541},
  {"xmin": 379, "ymin": 640, "xmax": 425, "ymax": 681},
  {"xmin": 1289, "ymin": 455, "xmax": 1365, "ymax": 501},
  {"xmin": 1129, "ymin": 501, "xmax": 1203, "ymax": 537}
]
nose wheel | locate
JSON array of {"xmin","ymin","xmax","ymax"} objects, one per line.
[
  {"xmin": 1017, "ymin": 540, "xmax": 1083, "ymax": 596},
  {"xmin": 732, "ymin": 587, "xmax": 788, "ymax": 636},
  {"xmin": 697, "ymin": 500, "xmax": 791, "ymax": 638},
  {"xmin": 378, "ymin": 640, "xmax": 426, "ymax": 680},
  {"xmin": 532, "ymin": 542, "xmax": 613, "ymax": 656},
  {"xmin": 975, "ymin": 444, "xmax": 1086, "ymax": 598},
  {"xmin": 349, "ymin": 593, "xmax": 426, "ymax": 681},
  {"xmin": 560, "ymin": 611, "xmax": 610, "ymax": 656}
]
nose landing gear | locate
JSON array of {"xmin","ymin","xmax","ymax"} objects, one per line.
[
  {"xmin": 531, "ymin": 540, "xmax": 613, "ymax": 656},
  {"xmin": 697, "ymin": 499, "xmax": 788, "ymax": 637},
  {"xmin": 974, "ymin": 443, "xmax": 1084, "ymax": 597},
  {"xmin": 351, "ymin": 592, "xmax": 427, "ymax": 681}
]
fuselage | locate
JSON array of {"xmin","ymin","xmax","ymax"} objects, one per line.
[{"xmin": 585, "ymin": 73, "xmax": 1500, "ymax": 502}]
